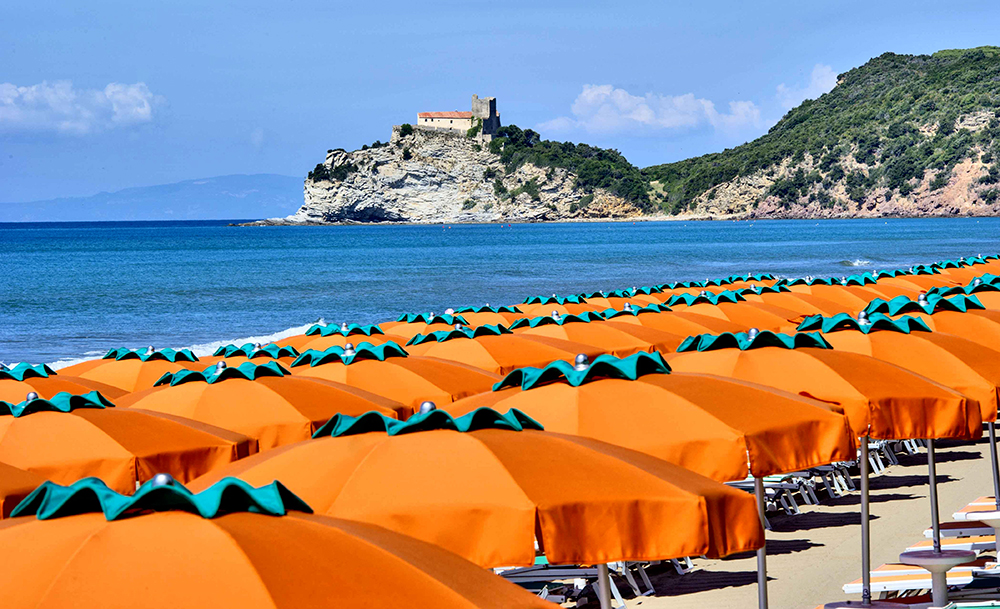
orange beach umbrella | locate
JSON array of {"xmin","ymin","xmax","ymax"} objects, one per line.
[
  {"xmin": 119, "ymin": 362, "xmax": 401, "ymax": 451},
  {"xmin": 288, "ymin": 344, "xmax": 499, "ymax": 417},
  {"xmin": 191, "ymin": 409, "xmax": 763, "ymax": 567},
  {"xmin": 0, "ymin": 392, "xmax": 256, "ymax": 493},
  {"xmin": 404, "ymin": 331, "xmax": 588, "ymax": 375},
  {"xmin": 0, "ymin": 478, "xmax": 551, "ymax": 609},
  {"xmin": 0, "ymin": 363, "xmax": 127, "ymax": 402},
  {"xmin": 449, "ymin": 359, "xmax": 855, "ymax": 483},
  {"xmin": 822, "ymin": 329, "xmax": 1000, "ymax": 423},
  {"xmin": 666, "ymin": 346, "xmax": 978, "ymax": 440},
  {"xmin": 59, "ymin": 348, "xmax": 202, "ymax": 393}
]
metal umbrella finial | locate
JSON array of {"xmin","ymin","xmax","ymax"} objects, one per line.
[
  {"xmin": 573, "ymin": 354, "xmax": 590, "ymax": 371},
  {"xmin": 918, "ymin": 292, "xmax": 929, "ymax": 306},
  {"xmin": 454, "ymin": 323, "xmax": 464, "ymax": 331},
  {"xmin": 150, "ymin": 473, "xmax": 175, "ymax": 488},
  {"xmin": 342, "ymin": 343, "xmax": 356, "ymax": 356},
  {"xmin": 747, "ymin": 328, "xmax": 760, "ymax": 340},
  {"xmin": 25, "ymin": 392, "xmax": 39, "ymax": 402},
  {"xmin": 214, "ymin": 361, "xmax": 227, "ymax": 374},
  {"xmin": 418, "ymin": 401, "xmax": 437, "ymax": 414}
]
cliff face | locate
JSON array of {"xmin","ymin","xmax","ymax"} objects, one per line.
[{"xmin": 272, "ymin": 127, "xmax": 644, "ymax": 225}]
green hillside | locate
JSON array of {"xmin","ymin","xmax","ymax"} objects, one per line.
[{"xmin": 644, "ymin": 47, "xmax": 1000, "ymax": 214}]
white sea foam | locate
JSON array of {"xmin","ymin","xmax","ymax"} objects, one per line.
[
  {"xmin": 840, "ymin": 258, "xmax": 873, "ymax": 267},
  {"xmin": 47, "ymin": 323, "xmax": 313, "ymax": 369}
]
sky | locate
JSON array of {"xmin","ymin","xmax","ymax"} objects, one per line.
[{"xmin": 2, "ymin": 0, "xmax": 1000, "ymax": 203}]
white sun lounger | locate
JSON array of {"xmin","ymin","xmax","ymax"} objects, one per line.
[
  {"xmin": 842, "ymin": 562, "xmax": 984, "ymax": 595},
  {"xmin": 905, "ymin": 535, "xmax": 995, "ymax": 553}
]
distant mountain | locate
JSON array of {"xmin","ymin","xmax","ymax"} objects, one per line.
[{"xmin": 1, "ymin": 174, "xmax": 303, "ymax": 222}]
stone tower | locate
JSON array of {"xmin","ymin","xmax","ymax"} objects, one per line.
[{"xmin": 471, "ymin": 94, "xmax": 501, "ymax": 136}]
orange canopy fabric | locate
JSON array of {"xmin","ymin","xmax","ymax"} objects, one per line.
[
  {"xmin": 381, "ymin": 322, "xmax": 471, "ymax": 341},
  {"xmin": 516, "ymin": 302, "xmax": 606, "ymax": 317},
  {"xmin": 119, "ymin": 377, "xmax": 400, "ymax": 451},
  {"xmin": 0, "ymin": 375, "xmax": 127, "ymax": 403},
  {"xmin": 191, "ymin": 429, "xmax": 763, "ymax": 566},
  {"xmin": 787, "ymin": 284, "xmax": 890, "ymax": 313},
  {"xmin": 584, "ymin": 294, "xmax": 663, "ymax": 309},
  {"xmin": 448, "ymin": 373, "xmax": 855, "ymax": 482},
  {"xmin": 404, "ymin": 334, "xmax": 582, "ymax": 375},
  {"xmin": 0, "ymin": 463, "xmax": 45, "ymax": 518},
  {"xmin": 677, "ymin": 302, "xmax": 801, "ymax": 332},
  {"xmin": 909, "ymin": 310, "xmax": 1000, "ymax": 349},
  {"xmin": 665, "ymin": 347, "xmax": 980, "ymax": 441},
  {"xmin": 0, "ymin": 409, "xmax": 256, "ymax": 493},
  {"xmin": 289, "ymin": 357, "xmax": 500, "ymax": 417},
  {"xmin": 822, "ymin": 330, "xmax": 1000, "ymax": 423},
  {"xmin": 741, "ymin": 291, "xmax": 847, "ymax": 317},
  {"xmin": 0, "ymin": 511, "xmax": 552, "ymax": 609},
  {"xmin": 58, "ymin": 358, "xmax": 193, "ymax": 393},
  {"xmin": 453, "ymin": 311, "xmax": 524, "ymax": 326},
  {"xmin": 512, "ymin": 320, "xmax": 677, "ymax": 357},
  {"xmin": 876, "ymin": 274, "xmax": 960, "ymax": 292},
  {"xmin": 278, "ymin": 333, "xmax": 393, "ymax": 351},
  {"xmin": 615, "ymin": 310, "xmax": 747, "ymax": 336}
]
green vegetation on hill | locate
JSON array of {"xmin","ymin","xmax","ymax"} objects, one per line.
[
  {"xmin": 644, "ymin": 47, "xmax": 1000, "ymax": 213},
  {"xmin": 489, "ymin": 125, "xmax": 655, "ymax": 210}
]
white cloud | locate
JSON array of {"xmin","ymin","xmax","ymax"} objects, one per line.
[
  {"xmin": 536, "ymin": 84, "xmax": 761, "ymax": 137},
  {"xmin": 250, "ymin": 127, "xmax": 265, "ymax": 150},
  {"xmin": 0, "ymin": 80, "xmax": 163, "ymax": 135},
  {"xmin": 776, "ymin": 64, "xmax": 838, "ymax": 110}
]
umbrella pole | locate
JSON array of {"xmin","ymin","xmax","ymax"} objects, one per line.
[
  {"xmin": 597, "ymin": 563, "xmax": 612, "ymax": 609},
  {"xmin": 928, "ymin": 438, "xmax": 942, "ymax": 553},
  {"xmin": 754, "ymin": 477, "xmax": 769, "ymax": 609},
  {"xmin": 989, "ymin": 422, "xmax": 1000, "ymax": 510},
  {"xmin": 860, "ymin": 436, "xmax": 873, "ymax": 606}
]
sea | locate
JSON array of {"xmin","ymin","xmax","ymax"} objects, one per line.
[{"xmin": 2, "ymin": 217, "xmax": 998, "ymax": 366}]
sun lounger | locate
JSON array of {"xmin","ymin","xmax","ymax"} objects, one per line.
[
  {"xmin": 842, "ymin": 560, "xmax": 988, "ymax": 595},
  {"xmin": 498, "ymin": 559, "xmax": 629, "ymax": 607},
  {"xmin": 924, "ymin": 521, "xmax": 994, "ymax": 539},
  {"xmin": 905, "ymin": 535, "xmax": 995, "ymax": 553},
  {"xmin": 955, "ymin": 497, "xmax": 1000, "ymax": 520}
]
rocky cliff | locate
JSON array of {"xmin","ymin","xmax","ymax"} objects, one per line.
[{"xmin": 258, "ymin": 127, "xmax": 645, "ymax": 225}]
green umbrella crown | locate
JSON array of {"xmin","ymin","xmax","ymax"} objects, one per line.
[
  {"xmin": 305, "ymin": 323, "xmax": 385, "ymax": 337},
  {"xmin": 493, "ymin": 351, "xmax": 671, "ymax": 391},
  {"xmin": 734, "ymin": 284, "xmax": 791, "ymax": 295},
  {"xmin": 406, "ymin": 324, "xmax": 512, "ymax": 346},
  {"xmin": 11, "ymin": 476, "xmax": 312, "ymax": 521},
  {"xmin": 290, "ymin": 342, "xmax": 408, "ymax": 367},
  {"xmin": 521, "ymin": 294, "xmax": 586, "ymax": 305},
  {"xmin": 312, "ymin": 407, "xmax": 543, "ymax": 438},
  {"xmin": 211, "ymin": 343, "xmax": 300, "ymax": 359},
  {"xmin": 453, "ymin": 304, "xmax": 522, "ymax": 314},
  {"xmin": 1, "ymin": 391, "xmax": 114, "ymax": 417},
  {"xmin": 863, "ymin": 294, "xmax": 985, "ymax": 316},
  {"xmin": 102, "ymin": 348, "xmax": 198, "ymax": 363},
  {"xmin": 667, "ymin": 291, "xmax": 745, "ymax": 306},
  {"xmin": 600, "ymin": 303, "xmax": 672, "ymax": 319},
  {"xmin": 677, "ymin": 331, "xmax": 832, "ymax": 352},
  {"xmin": 0, "ymin": 362, "xmax": 57, "ymax": 381},
  {"xmin": 153, "ymin": 361, "xmax": 289, "ymax": 387},
  {"xmin": 508, "ymin": 311, "xmax": 603, "ymax": 329},
  {"xmin": 797, "ymin": 313, "xmax": 931, "ymax": 334},
  {"xmin": 393, "ymin": 313, "xmax": 469, "ymax": 325}
]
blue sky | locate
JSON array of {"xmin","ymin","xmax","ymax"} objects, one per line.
[{"xmin": 2, "ymin": 0, "xmax": 999, "ymax": 202}]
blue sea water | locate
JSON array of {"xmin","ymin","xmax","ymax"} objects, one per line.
[{"xmin": 1, "ymin": 217, "xmax": 998, "ymax": 365}]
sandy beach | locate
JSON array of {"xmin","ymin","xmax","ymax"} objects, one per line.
[{"xmin": 601, "ymin": 437, "xmax": 994, "ymax": 608}]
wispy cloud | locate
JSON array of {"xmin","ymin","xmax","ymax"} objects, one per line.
[
  {"xmin": 776, "ymin": 64, "xmax": 837, "ymax": 109},
  {"xmin": 0, "ymin": 80, "xmax": 163, "ymax": 135},
  {"xmin": 536, "ymin": 84, "xmax": 762, "ymax": 137}
]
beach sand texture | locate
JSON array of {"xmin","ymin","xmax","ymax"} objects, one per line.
[{"xmin": 606, "ymin": 437, "xmax": 994, "ymax": 608}]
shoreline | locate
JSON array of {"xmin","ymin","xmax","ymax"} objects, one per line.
[{"xmin": 234, "ymin": 211, "xmax": 1000, "ymax": 227}]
